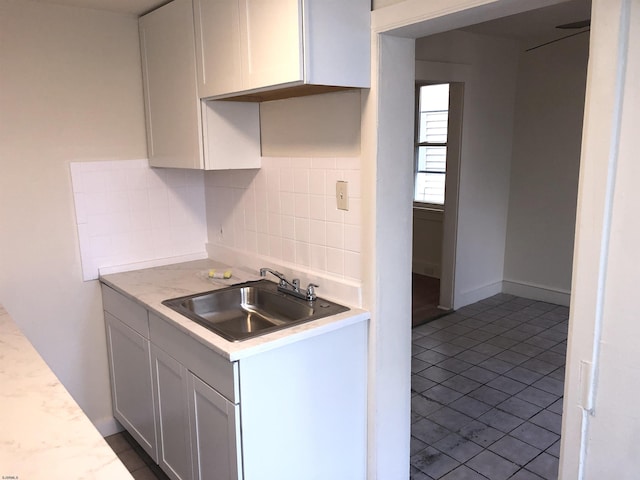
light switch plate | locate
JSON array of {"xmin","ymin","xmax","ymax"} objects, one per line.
[{"xmin": 336, "ymin": 181, "xmax": 349, "ymax": 211}]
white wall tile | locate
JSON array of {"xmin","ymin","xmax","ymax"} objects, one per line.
[
  {"xmin": 295, "ymin": 241, "xmax": 310, "ymax": 267},
  {"xmin": 326, "ymin": 222, "xmax": 344, "ymax": 249},
  {"xmin": 291, "ymin": 157, "xmax": 312, "ymax": 169},
  {"xmin": 295, "ymin": 217, "xmax": 310, "ymax": 243},
  {"xmin": 309, "ymin": 195, "xmax": 326, "ymax": 221},
  {"xmin": 344, "ymin": 224, "xmax": 361, "ymax": 253},
  {"xmin": 257, "ymin": 233, "xmax": 269, "ymax": 256},
  {"xmin": 344, "ymin": 251, "xmax": 361, "ymax": 280},
  {"xmin": 204, "ymin": 155, "xmax": 362, "ymax": 281},
  {"xmin": 310, "ymin": 219, "xmax": 326, "ymax": 246},
  {"xmin": 325, "ymin": 200, "xmax": 344, "ymax": 223},
  {"xmin": 325, "ymin": 169, "xmax": 345, "ymax": 195},
  {"xmin": 256, "ymin": 211, "xmax": 269, "ymax": 234},
  {"xmin": 309, "ymin": 170, "xmax": 326, "ymax": 195},
  {"xmin": 294, "ymin": 169, "xmax": 309, "ymax": 193},
  {"xmin": 343, "ymin": 170, "xmax": 362, "ymax": 198},
  {"xmin": 245, "ymin": 230, "xmax": 258, "ymax": 254},
  {"xmin": 310, "ymin": 244, "xmax": 327, "ymax": 271},
  {"xmin": 280, "ymin": 168, "xmax": 295, "ymax": 192},
  {"xmin": 268, "ymin": 213, "xmax": 282, "ymax": 237},
  {"xmin": 294, "ymin": 193, "xmax": 310, "ymax": 218},
  {"xmin": 282, "ymin": 238, "xmax": 296, "ymax": 263},
  {"xmin": 335, "ymin": 156, "xmax": 360, "ymax": 170},
  {"xmin": 281, "ymin": 191, "xmax": 295, "ymax": 216},
  {"xmin": 255, "ymin": 187, "xmax": 268, "ymax": 212},
  {"xmin": 281, "ymin": 215, "xmax": 295, "ymax": 240},
  {"xmin": 70, "ymin": 159, "xmax": 207, "ymax": 281},
  {"xmin": 311, "ymin": 157, "xmax": 336, "ymax": 169},
  {"xmin": 327, "ymin": 247, "xmax": 345, "ymax": 276},
  {"xmin": 344, "ymin": 197, "xmax": 361, "ymax": 226},
  {"xmin": 269, "ymin": 235, "xmax": 283, "ymax": 259},
  {"xmin": 267, "ymin": 190, "xmax": 281, "ymax": 213}
]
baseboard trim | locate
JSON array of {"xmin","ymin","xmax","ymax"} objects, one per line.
[
  {"xmin": 455, "ymin": 281, "xmax": 503, "ymax": 309},
  {"xmin": 412, "ymin": 260, "xmax": 441, "ymax": 278},
  {"xmin": 503, "ymin": 280, "xmax": 571, "ymax": 307}
]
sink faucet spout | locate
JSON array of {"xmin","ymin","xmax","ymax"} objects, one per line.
[{"xmin": 259, "ymin": 268, "xmax": 318, "ymax": 302}]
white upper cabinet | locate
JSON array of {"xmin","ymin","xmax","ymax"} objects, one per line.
[
  {"xmin": 241, "ymin": 0, "xmax": 301, "ymax": 91},
  {"xmin": 140, "ymin": 0, "xmax": 202, "ymax": 169},
  {"xmin": 193, "ymin": 0, "xmax": 243, "ymax": 98},
  {"xmin": 194, "ymin": 0, "xmax": 370, "ymax": 100},
  {"xmin": 140, "ymin": 0, "xmax": 261, "ymax": 170}
]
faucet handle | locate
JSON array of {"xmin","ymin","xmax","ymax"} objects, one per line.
[{"xmin": 305, "ymin": 283, "xmax": 319, "ymax": 301}]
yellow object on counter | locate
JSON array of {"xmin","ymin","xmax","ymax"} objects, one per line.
[{"xmin": 208, "ymin": 269, "xmax": 232, "ymax": 279}]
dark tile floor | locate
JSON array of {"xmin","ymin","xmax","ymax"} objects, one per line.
[
  {"xmin": 105, "ymin": 430, "xmax": 169, "ymax": 480},
  {"xmin": 411, "ymin": 293, "xmax": 568, "ymax": 480}
]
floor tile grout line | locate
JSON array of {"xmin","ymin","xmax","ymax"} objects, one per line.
[{"xmin": 411, "ymin": 294, "xmax": 566, "ymax": 480}]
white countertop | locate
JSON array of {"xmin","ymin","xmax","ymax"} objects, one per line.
[
  {"xmin": 0, "ymin": 304, "xmax": 133, "ymax": 480},
  {"xmin": 100, "ymin": 259, "xmax": 369, "ymax": 361}
]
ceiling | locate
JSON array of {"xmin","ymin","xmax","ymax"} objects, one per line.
[
  {"xmin": 30, "ymin": 0, "xmax": 591, "ymax": 45},
  {"xmin": 30, "ymin": 0, "xmax": 169, "ymax": 16},
  {"xmin": 461, "ymin": 0, "xmax": 591, "ymax": 48}
]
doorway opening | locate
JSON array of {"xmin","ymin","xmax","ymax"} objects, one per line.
[
  {"xmin": 405, "ymin": 1, "xmax": 589, "ymax": 478},
  {"xmin": 411, "ymin": 82, "xmax": 462, "ymax": 327}
]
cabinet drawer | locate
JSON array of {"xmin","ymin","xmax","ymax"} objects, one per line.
[
  {"xmin": 149, "ymin": 312, "xmax": 238, "ymax": 404},
  {"xmin": 102, "ymin": 284, "xmax": 149, "ymax": 338}
]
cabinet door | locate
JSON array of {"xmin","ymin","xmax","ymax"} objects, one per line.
[
  {"xmin": 105, "ymin": 313, "xmax": 157, "ymax": 461},
  {"xmin": 140, "ymin": 0, "xmax": 203, "ymax": 168},
  {"xmin": 187, "ymin": 373, "xmax": 241, "ymax": 480},
  {"xmin": 194, "ymin": 0, "xmax": 243, "ymax": 98},
  {"xmin": 152, "ymin": 346, "xmax": 193, "ymax": 480},
  {"xmin": 240, "ymin": 0, "xmax": 302, "ymax": 90}
]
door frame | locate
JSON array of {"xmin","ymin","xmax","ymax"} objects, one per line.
[{"xmin": 363, "ymin": 0, "xmax": 594, "ymax": 477}]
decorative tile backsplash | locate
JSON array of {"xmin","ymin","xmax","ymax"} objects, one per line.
[
  {"xmin": 70, "ymin": 159, "xmax": 207, "ymax": 280},
  {"xmin": 204, "ymin": 156, "xmax": 362, "ymax": 281}
]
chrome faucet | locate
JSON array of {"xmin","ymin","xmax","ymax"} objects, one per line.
[{"xmin": 259, "ymin": 268, "xmax": 319, "ymax": 302}]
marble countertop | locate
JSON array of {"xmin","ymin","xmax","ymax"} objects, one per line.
[
  {"xmin": 100, "ymin": 259, "xmax": 369, "ymax": 361},
  {"xmin": 0, "ymin": 304, "xmax": 133, "ymax": 480}
]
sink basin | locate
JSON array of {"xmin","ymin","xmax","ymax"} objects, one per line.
[{"xmin": 162, "ymin": 280, "xmax": 349, "ymax": 341}]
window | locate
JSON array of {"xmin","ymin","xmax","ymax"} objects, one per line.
[{"xmin": 414, "ymin": 83, "xmax": 450, "ymax": 205}]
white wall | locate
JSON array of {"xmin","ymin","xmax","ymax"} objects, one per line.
[
  {"xmin": 415, "ymin": 30, "xmax": 520, "ymax": 308},
  {"xmin": 560, "ymin": 0, "xmax": 640, "ymax": 477},
  {"xmin": 412, "ymin": 209, "xmax": 443, "ymax": 278},
  {"xmin": 503, "ymin": 32, "xmax": 588, "ymax": 305},
  {"xmin": 0, "ymin": 0, "xmax": 147, "ymax": 433},
  {"xmin": 260, "ymin": 90, "xmax": 362, "ymax": 157}
]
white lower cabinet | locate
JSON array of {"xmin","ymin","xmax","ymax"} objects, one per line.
[
  {"xmin": 188, "ymin": 373, "xmax": 241, "ymax": 480},
  {"xmin": 103, "ymin": 305, "xmax": 158, "ymax": 461},
  {"xmin": 103, "ymin": 284, "xmax": 367, "ymax": 480},
  {"xmin": 151, "ymin": 346, "xmax": 192, "ymax": 480},
  {"xmin": 151, "ymin": 344, "xmax": 241, "ymax": 480}
]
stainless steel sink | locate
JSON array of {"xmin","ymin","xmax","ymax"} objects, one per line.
[{"xmin": 162, "ymin": 280, "xmax": 349, "ymax": 341}]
